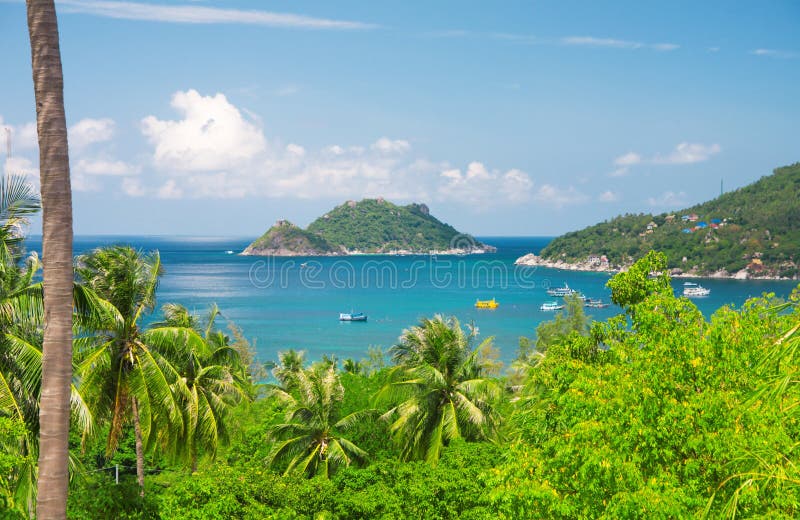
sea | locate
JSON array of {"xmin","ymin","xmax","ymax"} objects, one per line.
[{"xmin": 24, "ymin": 236, "xmax": 800, "ymax": 365}]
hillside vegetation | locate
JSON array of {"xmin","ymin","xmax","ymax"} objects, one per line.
[
  {"xmin": 245, "ymin": 198, "xmax": 491, "ymax": 255},
  {"xmin": 243, "ymin": 220, "xmax": 337, "ymax": 256},
  {"xmin": 540, "ymin": 163, "xmax": 800, "ymax": 277}
]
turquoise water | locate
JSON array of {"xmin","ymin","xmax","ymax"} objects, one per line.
[{"xmin": 25, "ymin": 236, "xmax": 799, "ymax": 364}]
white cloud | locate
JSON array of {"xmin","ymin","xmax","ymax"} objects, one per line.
[
  {"xmin": 69, "ymin": 118, "xmax": 115, "ymax": 148},
  {"xmin": 57, "ymin": 0, "xmax": 376, "ymax": 29},
  {"xmin": 562, "ymin": 36, "xmax": 643, "ymax": 49},
  {"xmin": 437, "ymin": 161, "xmax": 534, "ymax": 205},
  {"xmin": 561, "ymin": 36, "xmax": 679, "ymax": 51},
  {"xmin": 371, "ymin": 137, "xmax": 411, "ymax": 154},
  {"xmin": 653, "ymin": 142, "xmax": 721, "ymax": 165},
  {"xmin": 4, "ymin": 156, "xmax": 39, "ymax": 180},
  {"xmin": 157, "ymin": 179, "xmax": 183, "ymax": 199},
  {"xmin": 286, "ymin": 143, "xmax": 306, "ymax": 157},
  {"xmin": 1, "ymin": 117, "xmax": 39, "ymax": 151},
  {"xmin": 141, "ymin": 89, "xmax": 266, "ymax": 172},
  {"xmin": 598, "ymin": 190, "xmax": 619, "ymax": 202},
  {"xmin": 610, "ymin": 142, "xmax": 721, "ymax": 175},
  {"xmin": 533, "ymin": 184, "xmax": 588, "ymax": 208},
  {"xmin": 614, "ymin": 152, "xmax": 642, "ymax": 167},
  {"xmin": 134, "ymin": 89, "xmax": 535, "ymax": 206},
  {"xmin": 647, "ymin": 191, "xmax": 687, "ymax": 208},
  {"xmin": 122, "ymin": 177, "xmax": 146, "ymax": 197},
  {"xmin": 74, "ymin": 158, "xmax": 139, "ymax": 176},
  {"xmin": 750, "ymin": 48, "xmax": 796, "ymax": 59}
]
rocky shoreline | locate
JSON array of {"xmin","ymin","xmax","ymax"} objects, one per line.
[
  {"xmin": 514, "ymin": 253, "xmax": 797, "ymax": 281},
  {"xmin": 241, "ymin": 246, "xmax": 497, "ymax": 257}
]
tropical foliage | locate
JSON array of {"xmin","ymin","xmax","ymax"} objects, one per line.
[
  {"xmin": 540, "ymin": 162, "xmax": 800, "ymax": 276},
  {"xmin": 377, "ymin": 315, "xmax": 501, "ymax": 462},
  {"xmin": 2, "ymin": 173, "xmax": 800, "ymax": 517}
]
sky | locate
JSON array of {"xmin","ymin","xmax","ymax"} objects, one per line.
[{"xmin": 1, "ymin": 0, "xmax": 799, "ymax": 237}]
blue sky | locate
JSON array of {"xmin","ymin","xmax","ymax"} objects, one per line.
[{"xmin": 1, "ymin": 0, "xmax": 798, "ymax": 236}]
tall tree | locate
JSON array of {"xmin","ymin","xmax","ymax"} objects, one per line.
[
  {"xmin": 377, "ymin": 315, "xmax": 500, "ymax": 462},
  {"xmin": 74, "ymin": 246, "xmax": 183, "ymax": 496},
  {"xmin": 267, "ymin": 364, "xmax": 369, "ymax": 478},
  {"xmin": 25, "ymin": 0, "xmax": 74, "ymax": 517}
]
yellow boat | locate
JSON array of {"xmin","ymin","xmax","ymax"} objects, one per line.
[{"xmin": 475, "ymin": 298, "xmax": 499, "ymax": 309}]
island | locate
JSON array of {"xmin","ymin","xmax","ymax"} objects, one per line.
[
  {"xmin": 242, "ymin": 198, "xmax": 495, "ymax": 256},
  {"xmin": 516, "ymin": 163, "xmax": 800, "ymax": 279}
]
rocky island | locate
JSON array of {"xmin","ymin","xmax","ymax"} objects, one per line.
[
  {"xmin": 515, "ymin": 163, "xmax": 800, "ymax": 279},
  {"xmin": 243, "ymin": 198, "xmax": 495, "ymax": 256}
]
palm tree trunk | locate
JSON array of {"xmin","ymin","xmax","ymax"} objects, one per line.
[
  {"xmin": 26, "ymin": 1, "xmax": 74, "ymax": 518},
  {"xmin": 131, "ymin": 398, "xmax": 146, "ymax": 496}
]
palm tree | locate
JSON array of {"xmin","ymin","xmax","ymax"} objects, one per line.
[
  {"xmin": 151, "ymin": 303, "xmax": 250, "ymax": 471},
  {"xmin": 267, "ymin": 364, "xmax": 369, "ymax": 478},
  {"xmin": 73, "ymin": 246, "xmax": 185, "ymax": 496},
  {"xmin": 377, "ymin": 315, "xmax": 501, "ymax": 462},
  {"xmin": 25, "ymin": 0, "xmax": 75, "ymax": 516}
]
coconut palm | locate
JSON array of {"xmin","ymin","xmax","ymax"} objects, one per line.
[
  {"xmin": 267, "ymin": 364, "xmax": 368, "ymax": 478},
  {"xmin": 377, "ymin": 315, "xmax": 501, "ymax": 462},
  {"xmin": 73, "ymin": 246, "xmax": 185, "ymax": 496},
  {"xmin": 151, "ymin": 303, "xmax": 250, "ymax": 471},
  {"xmin": 25, "ymin": 0, "xmax": 75, "ymax": 515}
]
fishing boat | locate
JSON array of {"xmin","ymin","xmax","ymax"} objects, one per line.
[
  {"xmin": 585, "ymin": 298, "xmax": 609, "ymax": 308},
  {"xmin": 339, "ymin": 312, "xmax": 367, "ymax": 322},
  {"xmin": 683, "ymin": 282, "xmax": 711, "ymax": 298},
  {"xmin": 546, "ymin": 283, "xmax": 576, "ymax": 297},
  {"xmin": 540, "ymin": 301, "xmax": 564, "ymax": 311},
  {"xmin": 475, "ymin": 298, "xmax": 499, "ymax": 309}
]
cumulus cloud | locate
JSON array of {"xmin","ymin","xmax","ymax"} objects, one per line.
[
  {"xmin": 598, "ymin": 190, "xmax": 619, "ymax": 202},
  {"xmin": 371, "ymin": 137, "xmax": 411, "ymax": 154},
  {"xmin": 142, "ymin": 89, "xmax": 266, "ymax": 172},
  {"xmin": 74, "ymin": 158, "xmax": 139, "ymax": 176},
  {"xmin": 653, "ymin": 142, "xmax": 721, "ymax": 165},
  {"xmin": 647, "ymin": 190, "xmax": 687, "ymax": 208},
  {"xmin": 69, "ymin": 118, "xmax": 115, "ymax": 148},
  {"xmin": 610, "ymin": 142, "xmax": 721, "ymax": 175},
  {"xmin": 533, "ymin": 184, "xmax": 588, "ymax": 208},
  {"xmin": 135, "ymin": 89, "xmax": 536, "ymax": 206},
  {"xmin": 157, "ymin": 179, "xmax": 183, "ymax": 199},
  {"xmin": 3, "ymin": 156, "xmax": 39, "ymax": 179},
  {"xmin": 122, "ymin": 177, "xmax": 146, "ymax": 197},
  {"xmin": 437, "ymin": 161, "xmax": 534, "ymax": 205}
]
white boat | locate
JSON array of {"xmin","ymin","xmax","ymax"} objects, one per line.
[
  {"xmin": 546, "ymin": 283, "xmax": 576, "ymax": 297},
  {"xmin": 339, "ymin": 312, "xmax": 367, "ymax": 322},
  {"xmin": 540, "ymin": 301, "xmax": 565, "ymax": 311},
  {"xmin": 225, "ymin": 250, "xmax": 234, "ymax": 254},
  {"xmin": 683, "ymin": 282, "xmax": 710, "ymax": 298}
]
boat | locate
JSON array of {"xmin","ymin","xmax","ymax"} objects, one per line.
[
  {"xmin": 683, "ymin": 282, "xmax": 711, "ymax": 298},
  {"xmin": 585, "ymin": 298, "xmax": 609, "ymax": 308},
  {"xmin": 546, "ymin": 283, "xmax": 576, "ymax": 297},
  {"xmin": 475, "ymin": 298, "xmax": 499, "ymax": 309},
  {"xmin": 225, "ymin": 250, "xmax": 234, "ymax": 254},
  {"xmin": 339, "ymin": 312, "xmax": 367, "ymax": 322},
  {"xmin": 540, "ymin": 301, "xmax": 564, "ymax": 311}
]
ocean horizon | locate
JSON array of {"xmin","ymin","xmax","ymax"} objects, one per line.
[{"xmin": 24, "ymin": 235, "xmax": 800, "ymax": 366}]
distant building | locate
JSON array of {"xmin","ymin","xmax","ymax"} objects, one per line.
[
  {"xmin": 696, "ymin": 222, "xmax": 708, "ymax": 228},
  {"xmin": 682, "ymin": 228, "xmax": 693, "ymax": 233},
  {"xmin": 665, "ymin": 214, "xmax": 676, "ymax": 222},
  {"xmin": 688, "ymin": 214, "xmax": 699, "ymax": 222}
]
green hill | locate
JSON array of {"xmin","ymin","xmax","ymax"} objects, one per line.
[
  {"xmin": 539, "ymin": 163, "xmax": 800, "ymax": 277},
  {"xmin": 242, "ymin": 220, "xmax": 338, "ymax": 256},
  {"xmin": 244, "ymin": 199, "xmax": 492, "ymax": 255}
]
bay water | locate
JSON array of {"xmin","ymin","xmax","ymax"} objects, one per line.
[{"xmin": 25, "ymin": 236, "xmax": 799, "ymax": 365}]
